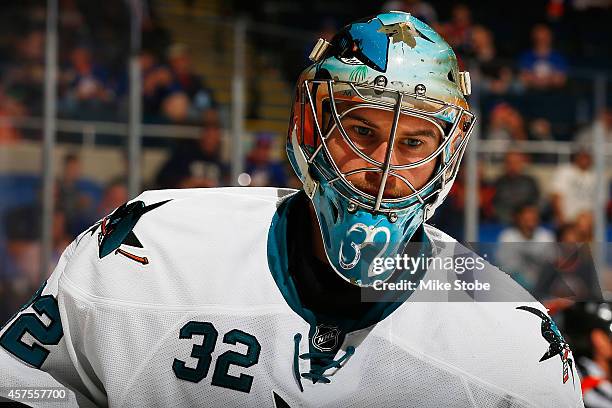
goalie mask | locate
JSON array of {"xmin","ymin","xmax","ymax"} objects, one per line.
[{"xmin": 286, "ymin": 11, "xmax": 476, "ymax": 287}]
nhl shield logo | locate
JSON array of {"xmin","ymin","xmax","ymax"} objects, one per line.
[{"xmin": 312, "ymin": 325, "xmax": 340, "ymax": 352}]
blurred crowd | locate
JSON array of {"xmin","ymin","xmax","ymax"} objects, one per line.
[
  {"xmin": 0, "ymin": 0, "xmax": 217, "ymax": 145},
  {"xmin": 0, "ymin": 0, "xmax": 611, "ymax": 404},
  {"xmin": 435, "ymin": 147, "xmax": 607, "ymax": 301}
]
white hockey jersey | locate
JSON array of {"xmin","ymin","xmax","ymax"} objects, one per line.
[{"xmin": 0, "ymin": 187, "xmax": 584, "ymax": 407}]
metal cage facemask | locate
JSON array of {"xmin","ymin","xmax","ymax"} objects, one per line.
[
  {"xmin": 288, "ymin": 79, "xmax": 474, "ymax": 286},
  {"xmin": 299, "ymin": 79, "xmax": 475, "ymax": 215}
]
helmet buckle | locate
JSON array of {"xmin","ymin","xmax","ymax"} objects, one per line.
[
  {"xmin": 459, "ymin": 71, "xmax": 471, "ymax": 96},
  {"xmin": 309, "ymin": 38, "xmax": 331, "ymax": 62}
]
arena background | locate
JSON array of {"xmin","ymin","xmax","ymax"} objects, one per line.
[{"xmin": 0, "ymin": 0, "xmax": 611, "ymax": 366}]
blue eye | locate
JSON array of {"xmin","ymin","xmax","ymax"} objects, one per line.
[
  {"xmin": 353, "ymin": 126, "xmax": 373, "ymax": 137},
  {"xmin": 401, "ymin": 138, "xmax": 423, "ymax": 147}
]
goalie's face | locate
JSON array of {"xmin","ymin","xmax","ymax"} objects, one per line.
[{"xmin": 325, "ymin": 106, "xmax": 442, "ymax": 199}]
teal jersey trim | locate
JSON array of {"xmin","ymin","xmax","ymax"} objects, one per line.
[
  {"xmin": 267, "ymin": 193, "xmax": 317, "ymax": 328},
  {"xmin": 267, "ymin": 191, "xmax": 432, "ymax": 333},
  {"xmin": 269, "ymin": 192, "xmax": 432, "ymax": 386}
]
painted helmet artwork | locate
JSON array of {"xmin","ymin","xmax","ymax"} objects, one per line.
[{"xmin": 286, "ymin": 11, "xmax": 476, "ymax": 286}]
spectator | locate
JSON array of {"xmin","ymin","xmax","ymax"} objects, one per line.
[
  {"xmin": 574, "ymin": 211, "xmax": 594, "ymax": 243},
  {"xmin": 2, "ymin": 30, "xmax": 45, "ymax": 116},
  {"xmin": 575, "ymin": 108, "xmax": 612, "ymax": 145},
  {"xmin": 527, "ymin": 118, "xmax": 559, "ymax": 162},
  {"xmin": 0, "ymin": 86, "xmax": 26, "ymax": 143},
  {"xmin": 161, "ymin": 91, "xmax": 192, "ymax": 124},
  {"xmin": 97, "ymin": 178, "xmax": 128, "ymax": 219},
  {"xmin": 167, "ymin": 43, "xmax": 216, "ymax": 114},
  {"xmin": 496, "ymin": 204, "xmax": 555, "ymax": 290},
  {"xmin": 518, "ymin": 24, "xmax": 568, "ymax": 90},
  {"xmin": 550, "ymin": 149, "xmax": 596, "ymax": 225},
  {"xmin": 59, "ymin": 0, "xmax": 85, "ymax": 36},
  {"xmin": 244, "ymin": 134, "xmax": 287, "ymax": 187},
  {"xmin": 561, "ymin": 302, "xmax": 612, "ymax": 407},
  {"xmin": 528, "ymin": 118, "xmax": 554, "ymax": 141},
  {"xmin": 485, "ymin": 103, "xmax": 528, "ymax": 160},
  {"xmin": 117, "ymin": 49, "xmax": 174, "ymax": 121},
  {"xmin": 60, "ymin": 45, "xmax": 115, "ymax": 118},
  {"xmin": 469, "ymin": 25, "xmax": 513, "ymax": 95},
  {"xmin": 492, "ymin": 151, "xmax": 540, "ymax": 224},
  {"xmin": 57, "ymin": 153, "xmax": 96, "ymax": 236},
  {"xmin": 3, "ymin": 203, "xmax": 42, "ymax": 298},
  {"xmin": 155, "ymin": 118, "xmax": 228, "ymax": 188},
  {"xmin": 486, "ymin": 103, "xmax": 528, "ymax": 142},
  {"xmin": 147, "ymin": 42, "xmax": 220, "ymax": 125},
  {"xmin": 440, "ymin": 4, "xmax": 473, "ymax": 56},
  {"xmin": 533, "ymin": 223, "xmax": 600, "ymax": 300}
]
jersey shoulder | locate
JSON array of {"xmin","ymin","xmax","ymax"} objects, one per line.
[
  {"xmin": 397, "ymin": 224, "xmax": 584, "ymax": 407},
  {"xmin": 59, "ymin": 187, "xmax": 298, "ymax": 308},
  {"xmin": 388, "ymin": 299, "xmax": 582, "ymax": 407}
]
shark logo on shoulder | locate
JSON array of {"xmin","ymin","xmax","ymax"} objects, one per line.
[
  {"xmin": 517, "ymin": 305, "xmax": 575, "ymax": 386},
  {"xmin": 88, "ymin": 199, "xmax": 171, "ymax": 265}
]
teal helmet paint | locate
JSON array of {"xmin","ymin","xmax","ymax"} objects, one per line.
[{"xmin": 287, "ymin": 11, "xmax": 475, "ymax": 287}]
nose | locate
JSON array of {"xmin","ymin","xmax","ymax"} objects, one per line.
[
  {"xmin": 368, "ymin": 142, "xmax": 387, "ymax": 164},
  {"xmin": 363, "ymin": 166, "xmax": 401, "ymax": 196},
  {"xmin": 367, "ymin": 141, "xmax": 403, "ymax": 166}
]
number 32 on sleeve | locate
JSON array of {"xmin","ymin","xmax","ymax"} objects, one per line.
[{"xmin": 0, "ymin": 281, "xmax": 64, "ymax": 368}]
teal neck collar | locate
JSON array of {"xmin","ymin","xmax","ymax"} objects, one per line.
[{"xmin": 267, "ymin": 191, "xmax": 431, "ymax": 333}]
